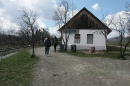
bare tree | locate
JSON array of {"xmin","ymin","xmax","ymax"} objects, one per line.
[
  {"xmin": 0, "ymin": 16, "xmax": 3, "ymax": 46},
  {"xmin": 7, "ymin": 29, "xmax": 16, "ymax": 47},
  {"xmin": 101, "ymin": 11, "xmax": 114, "ymax": 51},
  {"xmin": 35, "ymin": 29, "xmax": 41, "ymax": 44},
  {"xmin": 0, "ymin": 16, "xmax": 3, "ymax": 34},
  {"xmin": 18, "ymin": 26, "xmax": 31, "ymax": 45},
  {"xmin": 111, "ymin": 10, "xmax": 130, "ymax": 60},
  {"xmin": 52, "ymin": 0, "xmax": 76, "ymax": 51},
  {"xmin": 42, "ymin": 28, "xmax": 51, "ymax": 39},
  {"xmin": 18, "ymin": 8, "xmax": 37, "ymax": 57}
]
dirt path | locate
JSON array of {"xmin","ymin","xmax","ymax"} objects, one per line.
[{"xmin": 30, "ymin": 46, "xmax": 130, "ymax": 86}]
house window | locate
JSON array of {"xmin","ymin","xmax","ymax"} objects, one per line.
[
  {"xmin": 74, "ymin": 34, "xmax": 80, "ymax": 43},
  {"xmin": 87, "ymin": 34, "xmax": 93, "ymax": 44}
]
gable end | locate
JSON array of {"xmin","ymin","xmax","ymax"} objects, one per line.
[{"xmin": 59, "ymin": 7, "xmax": 111, "ymax": 34}]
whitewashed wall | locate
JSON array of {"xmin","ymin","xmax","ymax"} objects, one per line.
[{"xmin": 62, "ymin": 29, "xmax": 106, "ymax": 50}]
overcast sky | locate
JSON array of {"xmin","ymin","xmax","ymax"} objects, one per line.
[{"xmin": 0, "ymin": 0, "xmax": 130, "ymax": 38}]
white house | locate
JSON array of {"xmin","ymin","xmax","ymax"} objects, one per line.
[{"xmin": 59, "ymin": 7, "xmax": 111, "ymax": 50}]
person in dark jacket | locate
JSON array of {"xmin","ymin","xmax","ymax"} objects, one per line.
[
  {"xmin": 53, "ymin": 36, "xmax": 58, "ymax": 52},
  {"xmin": 44, "ymin": 37, "xmax": 51, "ymax": 56}
]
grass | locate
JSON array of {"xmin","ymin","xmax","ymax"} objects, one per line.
[
  {"xmin": 66, "ymin": 46, "xmax": 130, "ymax": 59},
  {"xmin": 107, "ymin": 46, "xmax": 130, "ymax": 52},
  {"xmin": 0, "ymin": 50, "xmax": 39, "ymax": 86},
  {"xmin": 66, "ymin": 51, "xmax": 120, "ymax": 59},
  {"xmin": 107, "ymin": 41, "xmax": 130, "ymax": 47}
]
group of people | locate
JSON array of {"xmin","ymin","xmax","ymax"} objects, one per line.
[{"xmin": 44, "ymin": 36, "xmax": 58, "ymax": 56}]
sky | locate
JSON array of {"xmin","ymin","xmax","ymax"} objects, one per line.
[{"xmin": 0, "ymin": 0, "xmax": 130, "ymax": 38}]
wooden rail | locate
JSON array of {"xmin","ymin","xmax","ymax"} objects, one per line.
[{"xmin": 0, "ymin": 47, "xmax": 20, "ymax": 61}]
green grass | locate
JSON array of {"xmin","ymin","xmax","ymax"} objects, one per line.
[
  {"xmin": 107, "ymin": 46, "xmax": 130, "ymax": 52},
  {"xmin": 107, "ymin": 41, "xmax": 119, "ymax": 45},
  {"xmin": 107, "ymin": 46, "xmax": 120, "ymax": 51},
  {"xmin": 66, "ymin": 46, "xmax": 130, "ymax": 59},
  {"xmin": 107, "ymin": 41, "xmax": 130, "ymax": 47},
  {"xmin": 0, "ymin": 50, "xmax": 39, "ymax": 86}
]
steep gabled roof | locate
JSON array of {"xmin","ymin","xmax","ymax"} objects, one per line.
[{"xmin": 58, "ymin": 7, "xmax": 111, "ymax": 34}]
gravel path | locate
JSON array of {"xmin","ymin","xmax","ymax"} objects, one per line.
[{"xmin": 30, "ymin": 46, "xmax": 130, "ymax": 86}]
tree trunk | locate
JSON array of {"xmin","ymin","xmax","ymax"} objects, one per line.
[
  {"xmin": 64, "ymin": 44, "xmax": 67, "ymax": 51},
  {"xmin": 105, "ymin": 36, "xmax": 108, "ymax": 52},
  {"xmin": 106, "ymin": 44, "xmax": 108, "ymax": 52},
  {"xmin": 119, "ymin": 34, "xmax": 126, "ymax": 60},
  {"xmin": 122, "ymin": 41, "xmax": 130, "ymax": 60},
  {"xmin": 31, "ymin": 29, "xmax": 35, "ymax": 58}
]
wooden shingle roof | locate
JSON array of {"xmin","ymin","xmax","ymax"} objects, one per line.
[{"xmin": 58, "ymin": 7, "xmax": 111, "ymax": 34}]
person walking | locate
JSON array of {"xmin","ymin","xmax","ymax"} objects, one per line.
[
  {"xmin": 44, "ymin": 37, "xmax": 47, "ymax": 43},
  {"xmin": 44, "ymin": 37, "xmax": 51, "ymax": 56},
  {"xmin": 53, "ymin": 36, "xmax": 58, "ymax": 52}
]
